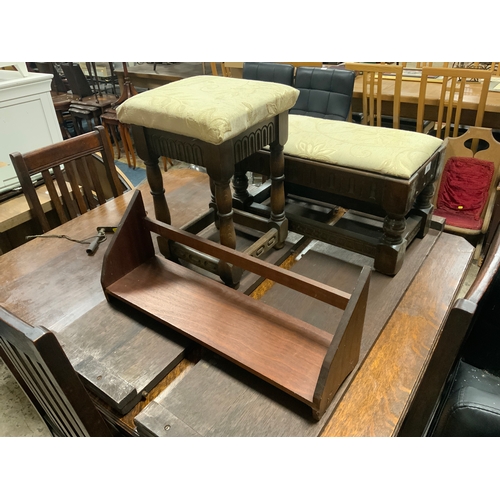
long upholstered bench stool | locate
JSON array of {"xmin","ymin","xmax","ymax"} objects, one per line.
[
  {"xmin": 239, "ymin": 115, "xmax": 445, "ymax": 275},
  {"xmin": 117, "ymin": 75, "xmax": 299, "ymax": 286}
]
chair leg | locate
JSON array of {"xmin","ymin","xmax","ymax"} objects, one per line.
[
  {"xmin": 474, "ymin": 236, "xmax": 485, "ymax": 262},
  {"xmin": 109, "ymin": 125, "xmax": 121, "ymax": 159},
  {"xmin": 103, "ymin": 122, "xmax": 120, "ymax": 160},
  {"xmin": 119, "ymin": 123, "xmax": 136, "ymax": 169}
]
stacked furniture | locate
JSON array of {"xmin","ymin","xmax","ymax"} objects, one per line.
[
  {"xmin": 238, "ymin": 63, "xmax": 445, "ymax": 275},
  {"xmin": 111, "ymin": 75, "xmax": 372, "ymax": 419}
]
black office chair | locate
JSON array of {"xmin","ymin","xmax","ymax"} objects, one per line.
[
  {"xmin": 242, "ymin": 63, "xmax": 355, "ymax": 122},
  {"xmin": 242, "ymin": 62, "xmax": 294, "ymax": 86},
  {"xmin": 291, "ymin": 66, "xmax": 355, "ymax": 121},
  {"xmin": 429, "ymin": 224, "xmax": 500, "ymax": 436}
]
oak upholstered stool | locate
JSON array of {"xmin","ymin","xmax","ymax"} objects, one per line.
[
  {"xmin": 243, "ymin": 115, "xmax": 445, "ymax": 275},
  {"xmin": 117, "ymin": 75, "xmax": 299, "ymax": 286}
]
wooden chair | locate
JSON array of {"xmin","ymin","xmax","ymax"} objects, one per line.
[
  {"xmin": 34, "ymin": 62, "xmax": 68, "ymax": 93},
  {"xmin": 9, "ymin": 126, "xmax": 126, "ymax": 233},
  {"xmin": 400, "ymin": 62, "xmax": 450, "ymax": 69},
  {"xmin": 60, "ymin": 62, "xmax": 117, "ymax": 115},
  {"xmin": 344, "ymin": 62, "xmax": 402, "ymax": 128},
  {"xmin": 0, "ymin": 306, "xmax": 112, "ymax": 436},
  {"xmin": 432, "ymin": 126, "xmax": 500, "ymax": 261},
  {"xmin": 416, "ymin": 66, "xmax": 492, "ymax": 140},
  {"xmin": 210, "ymin": 62, "xmax": 230, "ymax": 77}
]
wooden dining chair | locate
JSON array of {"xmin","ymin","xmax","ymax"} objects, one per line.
[
  {"xmin": 432, "ymin": 126, "xmax": 500, "ymax": 261},
  {"xmin": 400, "ymin": 62, "xmax": 450, "ymax": 69},
  {"xmin": 416, "ymin": 66, "xmax": 492, "ymax": 140},
  {"xmin": 0, "ymin": 306, "xmax": 113, "ymax": 436},
  {"xmin": 210, "ymin": 62, "xmax": 230, "ymax": 77},
  {"xmin": 9, "ymin": 126, "xmax": 127, "ymax": 233},
  {"xmin": 344, "ymin": 62, "xmax": 402, "ymax": 128}
]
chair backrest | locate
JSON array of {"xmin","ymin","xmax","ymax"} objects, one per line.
[
  {"xmin": 0, "ymin": 307, "xmax": 111, "ymax": 436},
  {"xmin": 10, "ymin": 126, "xmax": 125, "ymax": 233},
  {"xmin": 60, "ymin": 62, "xmax": 94, "ymax": 98},
  {"xmin": 344, "ymin": 62, "xmax": 402, "ymax": 128},
  {"xmin": 291, "ymin": 66, "xmax": 355, "ymax": 121},
  {"xmin": 280, "ymin": 62, "xmax": 323, "ymax": 68},
  {"xmin": 35, "ymin": 62, "xmax": 68, "ymax": 93},
  {"xmin": 432, "ymin": 127, "xmax": 500, "ymax": 243},
  {"xmin": 242, "ymin": 62, "xmax": 294, "ymax": 86},
  {"xmin": 400, "ymin": 62, "xmax": 450, "ymax": 69},
  {"xmin": 416, "ymin": 66, "xmax": 492, "ymax": 139},
  {"xmin": 210, "ymin": 62, "xmax": 230, "ymax": 77}
]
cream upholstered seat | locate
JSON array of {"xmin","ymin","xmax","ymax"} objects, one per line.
[
  {"xmin": 116, "ymin": 75, "xmax": 299, "ymax": 145},
  {"xmin": 283, "ymin": 115, "xmax": 443, "ymax": 179},
  {"xmin": 115, "ymin": 75, "xmax": 299, "ymax": 287}
]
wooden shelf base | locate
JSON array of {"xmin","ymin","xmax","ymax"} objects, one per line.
[{"xmin": 101, "ymin": 191, "xmax": 371, "ymax": 419}]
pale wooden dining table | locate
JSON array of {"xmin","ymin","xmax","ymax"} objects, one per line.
[{"xmin": 352, "ymin": 74, "xmax": 500, "ymax": 129}]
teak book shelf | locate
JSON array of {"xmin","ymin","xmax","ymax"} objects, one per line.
[{"xmin": 101, "ymin": 191, "xmax": 371, "ymax": 419}]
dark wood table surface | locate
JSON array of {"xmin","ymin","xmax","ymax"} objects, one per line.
[
  {"xmin": 0, "ymin": 168, "xmax": 474, "ymax": 436},
  {"xmin": 114, "ymin": 63, "xmax": 206, "ymax": 91}
]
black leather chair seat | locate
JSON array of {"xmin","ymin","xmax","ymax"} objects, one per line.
[{"xmin": 433, "ymin": 360, "xmax": 500, "ymax": 436}]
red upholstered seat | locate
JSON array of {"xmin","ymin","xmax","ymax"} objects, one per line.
[{"xmin": 434, "ymin": 156, "xmax": 495, "ymax": 230}]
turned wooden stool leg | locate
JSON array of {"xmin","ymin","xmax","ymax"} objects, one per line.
[
  {"xmin": 413, "ymin": 182, "xmax": 435, "ymax": 238},
  {"xmin": 214, "ymin": 178, "xmax": 241, "ymax": 287},
  {"xmin": 269, "ymin": 141, "xmax": 288, "ymax": 249},
  {"xmin": 208, "ymin": 149, "xmax": 241, "ymax": 287},
  {"xmin": 374, "ymin": 214, "xmax": 406, "ymax": 275},
  {"xmin": 133, "ymin": 125, "xmax": 171, "ymax": 257},
  {"xmin": 232, "ymin": 165, "xmax": 253, "ymax": 209}
]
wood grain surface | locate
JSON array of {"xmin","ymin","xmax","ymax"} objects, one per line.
[{"xmin": 320, "ymin": 233, "xmax": 473, "ymax": 436}]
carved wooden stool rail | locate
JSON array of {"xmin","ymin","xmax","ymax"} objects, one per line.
[{"xmin": 117, "ymin": 75, "xmax": 300, "ymax": 287}]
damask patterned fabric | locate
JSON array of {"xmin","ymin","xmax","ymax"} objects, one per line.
[
  {"xmin": 116, "ymin": 75, "xmax": 299, "ymax": 145},
  {"xmin": 284, "ymin": 115, "xmax": 443, "ymax": 179}
]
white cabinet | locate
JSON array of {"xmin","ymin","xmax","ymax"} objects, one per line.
[{"xmin": 0, "ymin": 67, "xmax": 63, "ymax": 194}]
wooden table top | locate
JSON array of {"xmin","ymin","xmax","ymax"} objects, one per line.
[
  {"xmin": 114, "ymin": 63, "xmax": 206, "ymax": 88},
  {"xmin": 352, "ymin": 75, "xmax": 500, "ymax": 127},
  {"xmin": 0, "ymin": 168, "xmax": 474, "ymax": 436}
]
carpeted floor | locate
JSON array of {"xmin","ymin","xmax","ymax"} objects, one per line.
[{"xmin": 115, "ymin": 160, "xmax": 146, "ymax": 187}]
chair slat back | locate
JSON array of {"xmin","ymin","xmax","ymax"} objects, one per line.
[
  {"xmin": 403, "ymin": 62, "xmax": 450, "ymax": 68},
  {"xmin": 0, "ymin": 307, "xmax": 111, "ymax": 436},
  {"xmin": 417, "ymin": 67, "xmax": 492, "ymax": 140},
  {"xmin": 60, "ymin": 62, "xmax": 94, "ymax": 98},
  {"xmin": 345, "ymin": 63, "xmax": 402, "ymax": 128},
  {"xmin": 10, "ymin": 126, "xmax": 125, "ymax": 233}
]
